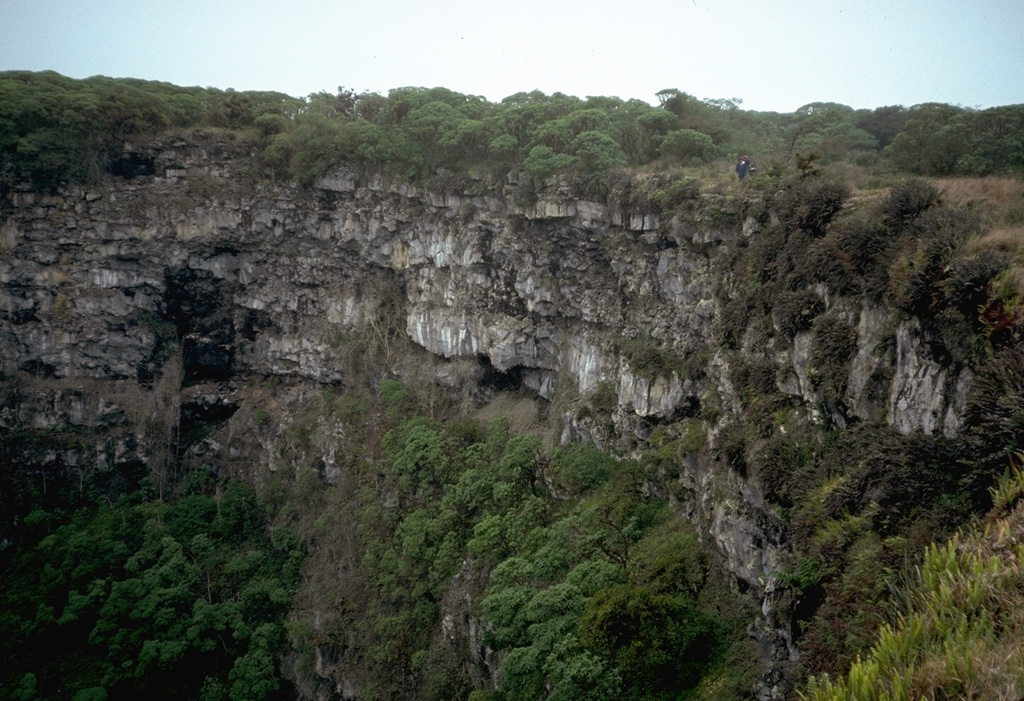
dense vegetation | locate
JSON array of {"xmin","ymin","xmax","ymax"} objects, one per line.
[
  {"xmin": 0, "ymin": 472, "xmax": 303, "ymax": 700},
  {"xmin": 801, "ymin": 465, "xmax": 1024, "ymax": 699},
  {"xmin": 2, "ymin": 70, "xmax": 1023, "ymax": 193},
  {"xmin": 351, "ymin": 409, "xmax": 757, "ymax": 700},
  {"xmin": 0, "ymin": 71, "xmax": 300, "ymax": 190},
  {"xmin": 0, "ymin": 385, "xmax": 759, "ymax": 700}
]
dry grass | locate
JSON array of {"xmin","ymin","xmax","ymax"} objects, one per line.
[
  {"xmin": 937, "ymin": 178, "xmax": 1024, "ymax": 273},
  {"xmin": 974, "ymin": 225, "xmax": 1024, "ymax": 253},
  {"xmin": 632, "ymin": 158, "xmax": 745, "ymax": 192},
  {"xmin": 473, "ymin": 392, "xmax": 545, "ymax": 438},
  {"xmin": 945, "ymin": 176, "xmax": 1024, "ymax": 299},
  {"xmin": 970, "ymin": 225, "xmax": 1024, "ymax": 293},
  {"xmin": 691, "ymin": 159, "xmax": 744, "ymax": 191},
  {"xmin": 934, "ymin": 176, "xmax": 1024, "ymax": 211}
]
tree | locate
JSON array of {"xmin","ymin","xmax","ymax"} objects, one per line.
[
  {"xmin": 957, "ymin": 105, "xmax": 1024, "ymax": 174},
  {"xmin": 580, "ymin": 585, "xmax": 716, "ymax": 697},
  {"xmin": 659, "ymin": 128, "xmax": 716, "ymax": 164},
  {"xmin": 854, "ymin": 105, "xmax": 908, "ymax": 150},
  {"xmin": 404, "ymin": 101, "xmax": 468, "ymax": 167},
  {"xmin": 784, "ymin": 103, "xmax": 861, "ymax": 159},
  {"xmin": 571, "ymin": 131, "xmax": 627, "ymax": 174},
  {"xmin": 884, "ymin": 102, "xmax": 968, "ymax": 174},
  {"xmin": 524, "ymin": 145, "xmax": 579, "ymax": 181}
]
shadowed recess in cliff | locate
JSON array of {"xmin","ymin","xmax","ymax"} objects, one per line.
[
  {"xmin": 163, "ymin": 262, "xmax": 236, "ymax": 382},
  {"xmin": 477, "ymin": 355, "xmax": 525, "ymax": 393}
]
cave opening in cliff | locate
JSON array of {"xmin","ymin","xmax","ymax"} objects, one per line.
[
  {"xmin": 110, "ymin": 152, "xmax": 156, "ymax": 179},
  {"xmin": 476, "ymin": 355, "xmax": 524, "ymax": 393}
]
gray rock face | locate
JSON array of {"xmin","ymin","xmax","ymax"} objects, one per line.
[
  {"xmin": 888, "ymin": 319, "xmax": 971, "ymax": 437},
  {"xmin": 1, "ymin": 138, "xmax": 732, "ymax": 396},
  {"xmin": 0, "ymin": 133, "xmax": 974, "ymax": 696}
]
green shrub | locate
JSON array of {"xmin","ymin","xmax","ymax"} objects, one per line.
[
  {"xmin": 881, "ymin": 177, "xmax": 941, "ymax": 233},
  {"xmin": 579, "ymin": 381, "xmax": 618, "ymax": 419},
  {"xmin": 801, "ymin": 469, "xmax": 1024, "ymax": 700},
  {"xmin": 378, "ymin": 378, "xmax": 408, "ymax": 408},
  {"xmin": 523, "ymin": 145, "xmax": 579, "ymax": 181},
  {"xmin": 809, "ymin": 315, "xmax": 858, "ymax": 401},
  {"xmin": 740, "ymin": 356, "xmax": 779, "ymax": 396},
  {"xmin": 887, "ymin": 207, "xmax": 980, "ymax": 315},
  {"xmin": 964, "ymin": 345, "xmax": 1024, "ymax": 478},
  {"xmin": 651, "ymin": 177, "xmax": 701, "ymax": 212},
  {"xmin": 649, "ymin": 420, "xmax": 707, "ymax": 473},
  {"xmin": 552, "ymin": 443, "xmax": 617, "ymax": 493},
  {"xmin": 806, "ymin": 424, "xmax": 973, "ymax": 533},
  {"xmin": 884, "ymin": 206, "xmax": 999, "ymax": 363},
  {"xmin": 806, "ymin": 238, "xmax": 862, "ymax": 296},
  {"xmin": 715, "ymin": 421, "xmax": 750, "ymax": 475},
  {"xmin": 829, "ymin": 215, "xmax": 897, "ymax": 299},
  {"xmin": 659, "ymin": 128, "xmax": 716, "ymax": 164},
  {"xmin": 941, "ymin": 250, "xmax": 1007, "ymax": 313},
  {"xmin": 571, "ymin": 130, "xmax": 627, "ymax": 174},
  {"xmin": 719, "ymin": 296, "xmax": 759, "ymax": 351},
  {"xmin": 579, "ymin": 584, "xmax": 715, "ymax": 695},
  {"xmin": 775, "ymin": 178, "xmax": 851, "ymax": 236},
  {"xmin": 773, "ymin": 289, "xmax": 826, "ymax": 338},
  {"xmin": 752, "ymin": 432, "xmax": 814, "ymax": 507},
  {"xmin": 0, "ymin": 479, "xmax": 300, "ymax": 700},
  {"xmin": 615, "ymin": 337, "xmax": 687, "ymax": 378},
  {"xmin": 804, "ymin": 210, "xmax": 897, "ymax": 299}
]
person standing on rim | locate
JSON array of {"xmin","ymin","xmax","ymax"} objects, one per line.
[{"xmin": 736, "ymin": 155, "xmax": 752, "ymax": 181}]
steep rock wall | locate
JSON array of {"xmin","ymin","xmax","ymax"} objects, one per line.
[{"xmin": 0, "ymin": 132, "xmax": 973, "ymax": 696}]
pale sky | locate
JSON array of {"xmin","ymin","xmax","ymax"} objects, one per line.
[{"xmin": 2, "ymin": 0, "xmax": 1021, "ymax": 113}]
